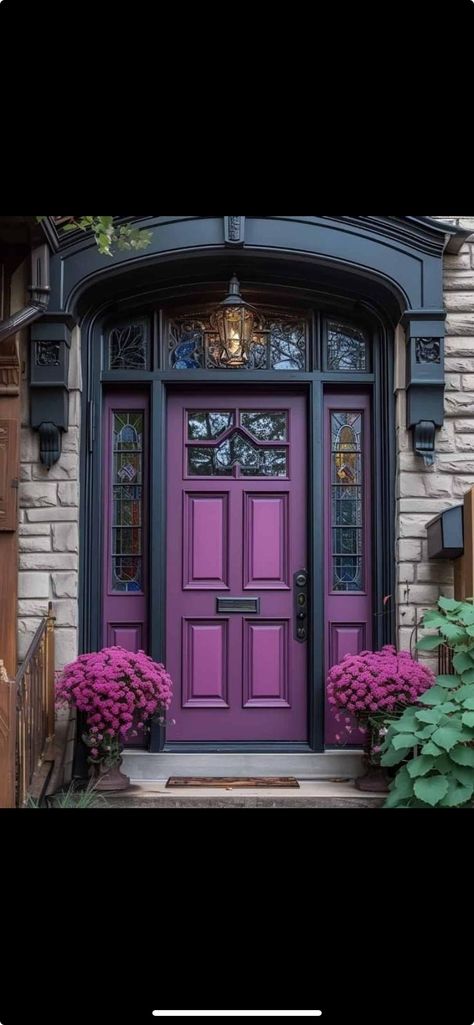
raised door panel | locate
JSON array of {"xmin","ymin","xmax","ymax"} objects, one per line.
[
  {"xmin": 183, "ymin": 492, "xmax": 228, "ymax": 589},
  {"xmin": 243, "ymin": 493, "xmax": 289, "ymax": 589}
]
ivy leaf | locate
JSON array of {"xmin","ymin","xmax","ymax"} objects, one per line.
[
  {"xmin": 436, "ymin": 674, "xmax": 461, "ymax": 689},
  {"xmin": 407, "ymin": 755, "xmax": 435, "ymax": 778},
  {"xmin": 392, "ymin": 733, "xmax": 417, "ymax": 750},
  {"xmin": 420, "ymin": 685, "xmax": 453, "ymax": 706},
  {"xmin": 420, "ymin": 741, "xmax": 444, "ymax": 757},
  {"xmin": 414, "ymin": 775, "xmax": 449, "ymax": 806},
  {"xmin": 431, "ymin": 726, "xmax": 464, "ymax": 751},
  {"xmin": 450, "ymin": 745, "xmax": 474, "ymax": 767},
  {"xmin": 462, "ymin": 712, "xmax": 474, "ymax": 728},
  {"xmin": 416, "ymin": 634, "xmax": 443, "ymax": 651},
  {"xmin": 453, "ymin": 651, "xmax": 474, "ymax": 674},
  {"xmin": 439, "ymin": 780, "xmax": 473, "ymax": 807},
  {"xmin": 438, "ymin": 597, "xmax": 462, "ymax": 613}
]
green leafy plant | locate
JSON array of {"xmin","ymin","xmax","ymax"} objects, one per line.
[
  {"xmin": 380, "ymin": 596, "xmax": 474, "ymax": 808},
  {"xmin": 25, "ymin": 783, "xmax": 109, "ymax": 808},
  {"xmin": 36, "ymin": 216, "xmax": 153, "ymax": 256}
]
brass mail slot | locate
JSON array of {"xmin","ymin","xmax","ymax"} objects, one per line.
[{"xmin": 216, "ymin": 596, "xmax": 260, "ymax": 614}]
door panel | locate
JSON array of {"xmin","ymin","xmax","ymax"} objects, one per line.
[{"xmin": 167, "ymin": 388, "xmax": 307, "ymax": 742}]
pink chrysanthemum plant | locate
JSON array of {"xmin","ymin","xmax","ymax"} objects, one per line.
[
  {"xmin": 56, "ymin": 646, "xmax": 173, "ymax": 770},
  {"xmin": 327, "ymin": 645, "xmax": 435, "ymax": 763}
]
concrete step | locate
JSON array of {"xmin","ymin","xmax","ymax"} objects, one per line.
[
  {"xmin": 121, "ymin": 749, "xmax": 363, "ymax": 781},
  {"xmin": 103, "ymin": 779, "xmax": 383, "ymax": 808}
]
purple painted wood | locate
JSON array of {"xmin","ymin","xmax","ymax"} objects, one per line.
[
  {"xmin": 167, "ymin": 388, "xmax": 307, "ymax": 742},
  {"xmin": 102, "ymin": 390, "xmax": 149, "ymax": 650},
  {"xmin": 324, "ymin": 391, "xmax": 372, "ymax": 745}
]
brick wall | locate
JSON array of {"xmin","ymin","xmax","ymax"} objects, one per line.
[
  {"xmin": 18, "ymin": 325, "xmax": 81, "ymax": 670},
  {"xmin": 396, "ymin": 216, "xmax": 474, "ymax": 657}
]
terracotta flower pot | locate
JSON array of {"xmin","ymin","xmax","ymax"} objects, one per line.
[{"xmin": 88, "ymin": 746, "xmax": 130, "ymax": 792}]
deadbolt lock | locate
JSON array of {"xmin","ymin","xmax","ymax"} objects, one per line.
[{"xmin": 294, "ymin": 569, "xmax": 309, "ymax": 643}]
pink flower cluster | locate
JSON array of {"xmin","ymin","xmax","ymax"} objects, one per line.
[
  {"xmin": 327, "ymin": 644, "xmax": 434, "ymax": 716},
  {"xmin": 56, "ymin": 646, "xmax": 173, "ymax": 743}
]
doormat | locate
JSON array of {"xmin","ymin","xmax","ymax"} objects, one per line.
[{"xmin": 165, "ymin": 776, "xmax": 300, "ymax": 788}]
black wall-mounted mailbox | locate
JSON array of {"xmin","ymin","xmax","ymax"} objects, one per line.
[{"xmin": 426, "ymin": 505, "xmax": 464, "ymax": 559}]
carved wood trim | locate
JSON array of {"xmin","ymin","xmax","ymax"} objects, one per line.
[
  {"xmin": 0, "ymin": 336, "xmax": 20, "ymax": 396},
  {"xmin": 0, "ymin": 419, "xmax": 19, "ymax": 531}
]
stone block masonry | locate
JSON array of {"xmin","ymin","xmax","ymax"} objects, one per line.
[
  {"xmin": 18, "ymin": 326, "xmax": 81, "ymax": 671},
  {"xmin": 396, "ymin": 217, "xmax": 474, "ymax": 659}
]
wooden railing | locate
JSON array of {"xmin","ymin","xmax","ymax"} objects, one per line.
[{"xmin": 0, "ymin": 603, "xmax": 56, "ymax": 808}]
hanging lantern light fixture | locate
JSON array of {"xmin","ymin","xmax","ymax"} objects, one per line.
[{"xmin": 209, "ymin": 275, "xmax": 266, "ymax": 368}]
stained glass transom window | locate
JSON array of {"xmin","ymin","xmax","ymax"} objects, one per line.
[
  {"xmin": 112, "ymin": 411, "xmax": 144, "ymax": 591},
  {"xmin": 327, "ymin": 321, "xmax": 368, "ymax": 372},
  {"xmin": 108, "ymin": 320, "xmax": 150, "ymax": 370},
  {"xmin": 186, "ymin": 409, "xmax": 288, "ymax": 477},
  {"xmin": 331, "ymin": 412, "xmax": 363, "ymax": 591},
  {"xmin": 168, "ymin": 311, "xmax": 308, "ymax": 370}
]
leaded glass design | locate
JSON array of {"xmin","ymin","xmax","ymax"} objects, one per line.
[
  {"xmin": 327, "ymin": 320, "xmax": 368, "ymax": 371},
  {"xmin": 108, "ymin": 320, "xmax": 149, "ymax": 370},
  {"xmin": 331, "ymin": 412, "xmax": 363, "ymax": 591},
  {"xmin": 240, "ymin": 411, "xmax": 287, "ymax": 440},
  {"xmin": 186, "ymin": 407, "xmax": 289, "ymax": 477},
  {"xmin": 167, "ymin": 310, "xmax": 308, "ymax": 370},
  {"xmin": 112, "ymin": 411, "xmax": 144, "ymax": 591}
]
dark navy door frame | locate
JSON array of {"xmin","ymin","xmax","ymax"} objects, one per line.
[{"xmin": 79, "ymin": 289, "xmax": 394, "ymax": 754}]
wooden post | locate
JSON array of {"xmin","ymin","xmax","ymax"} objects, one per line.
[
  {"xmin": 0, "ymin": 659, "xmax": 16, "ymax": 808},
  {"xmin": 454, "ymin": 487, "xmax": 474, "ymax": 601},
  {"xmin": 46, "ymin": 601, "xmax": 56, "ymax": 739}
]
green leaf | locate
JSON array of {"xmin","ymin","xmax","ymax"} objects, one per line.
[
  {"xmin": 438, "ymin": 597, "xmax": 462, "ymax": 613},
  {"xmin": 431, "ymin": 726, "xmax": 464, "ymax": 751},
  {"xmin": 414, "ymin": 775, "xmax": 449, "ymax": 806},
  {"xmin": 439, "ymin": 780, "xmax": 473, "ymax": 807},
  {"xmin": 416, "ymin": 634, "xmax": 443, "ymax": 651},
  {"xmin": 392, "ymin": 733, "xmax": 417, "ymax": 750},
  {"xmin": 380, "ymin": 745, "xmax": 411, "ymax": 767},
  {"xmin": 450, "ymin": 744, "xmax": 474, "ymax": 767},
  {"xmin": 392, "ymin": 712, "xmax": 419, "ymax": 733},
  {"xmin": 429, "ymin": 754, "xmax": 453, "ymax": 773},
  {"xmin": 420, "ymin": 741, "xmax": 444, "ymax": 757},
  {"xmin": 462, "ymin": 712, "xmax": 474, "ymax": 728},
  {"xmin": 391, "ymin": 765, "xmax": 414, "ymax": 797},
  {"xmin": 440, "ymin": 622, "xmax": 467, "ymax": 644},
  {"xmin": 436, "ymin": 701, "xmax": 459, "ymax": 713},
  {"xmin": 407, "ymin": 755, "xmax": 435, "ymax": 778},
  {"xmin": 414, "ymin": 725, "xmax": 436, "ymax": 740},
  {"xmin": 422, "ymin": 611, "xmax": 447, "ymax": 627},
  {"xmin": 415, "ymin": 708, "xmax": 443, "ymax": 724},
  {"xmin": 453, "ymin": 685, "xmax": 474, "ymax": 703},
  {"xmin": 459, "ymin": 606, "xmax": 474, "ymax": 626},
  {"xmin": 383, "ymin": 789, "xmax": 409, "ymax": 809},
  {"xmin": 451, "ymin": 763, "xmax": 474, "ymax": 786},
  {"xmin": 461, "ymin": 669, "xmax": 474, "ymax": 685},
  {"xmin": 462, "ymin": 697, "xmax": 474, "ymax": 710},
  {"xmin": 420, "ymin": 685, "xmax": 452, "ymax": 706},
  {"xmin": 465, "ymin": 625, "xmax": 474, "ymax": 637},
  {"xmin": 436, "ymin": 674, "xmax": 461, "ymax": 688},
  {"xmin": 453, "ymin": 651, "xmax": 474, "ymax": 674}
]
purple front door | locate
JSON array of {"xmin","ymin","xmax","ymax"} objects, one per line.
[{"xmin": 166, "ymin": 388, "xmax": 308, "ymax": 742}]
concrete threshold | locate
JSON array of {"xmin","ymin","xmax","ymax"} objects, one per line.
[
  {"xmin": 104, "ymin": 779, "xmax": 384, "ymax": 808},
  {"xmin": 121, "ymin": 750, "xmax": 364, "ymax": 782}
]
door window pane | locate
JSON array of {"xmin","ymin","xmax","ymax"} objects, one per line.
[
  {"xmin": 331, "ymin": 412, "xmax": 363, "ymax": 590},
  {"xmin": 112, "ymin": 412, "xmax": 144, "ymax": 591}
]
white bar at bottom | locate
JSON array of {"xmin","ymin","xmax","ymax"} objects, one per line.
[{"xmin": 152, "ymin": 1013, "xmax": 323, "ymax": 1018}]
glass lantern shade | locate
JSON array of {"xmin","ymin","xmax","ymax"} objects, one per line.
[{"xmin": 209, "ymin": 275, "xmax": 264, "ymax": 368}]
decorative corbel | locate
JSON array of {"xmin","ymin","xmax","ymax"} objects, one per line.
[
  {"xmin": 224, "ymin": 216, "xmax": 245, "ymax": 247},
  {"xmin": 401, "ymin": 309, "xmax": 446, "ymax": 466},
  {"xmin": 30, "ymin": 311, "xmax": 76, "ymax": 467}
]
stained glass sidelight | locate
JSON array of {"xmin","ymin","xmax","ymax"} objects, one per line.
[
  {"xmin": 112, "ymin": 412, "xmax": 144, "ymax": 591},
  {"xmin": 327, "ymin": 320, "xmax": 368, "ymax": 372},
  {"xmin": 331, "ymin": 412, "xmax": 363, "ymax": 590},
  {"xmin": 108, "ymin": 320, "xmax": 149, "ymax": 370},
  {"xmin": 186, "ymin": 408, "xmax": 289, "ymax": 477}
]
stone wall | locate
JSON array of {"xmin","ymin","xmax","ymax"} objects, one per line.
[
  {"xmin": 18, "ymin": 323, "xmax": 81, "ymax": 670},
  {"xmin": 396, "ymin": 216, "xmax": 474, "ymax": 658}
]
